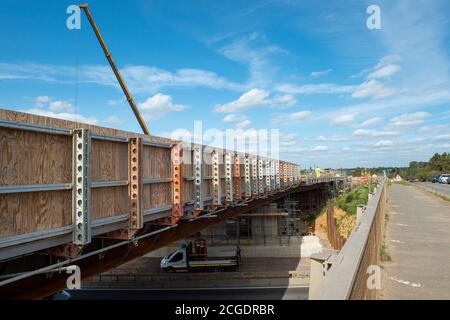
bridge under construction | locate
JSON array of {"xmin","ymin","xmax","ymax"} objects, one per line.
[{"xmin": 0, "ymin": 109, "xmax": 344, "ymax": 299}]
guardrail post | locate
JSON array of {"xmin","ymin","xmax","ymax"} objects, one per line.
[
  {"xmin": 193, "ymin": 145, "xmax": 204, "ymax": 212},
  {"xmin": 244, "ymin": 154, "xmax": 252, "ymax": 199},
  {"xmin": 212, "ymin": 149, "xmax": 221, "ymax": 207},
  {"xmin": 171, "ymin": 143, "xmax": 184, "ymax": 223},
  {"xmin": 225, "ymin": 152, "xmax": 234, "ymax": 204},
  {"xmin": 129, "ymin": 137, "xmax": 144, "ymax": 232},
  {"xmin": 72, "ymin": 128, "xmax": 92, "ymax": 246}
]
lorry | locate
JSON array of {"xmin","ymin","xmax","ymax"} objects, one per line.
[{"xmin": 160, "ymin": 239, "xmax": 241, "ymax": 272}]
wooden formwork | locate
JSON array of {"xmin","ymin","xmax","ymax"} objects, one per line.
[{"xmin": 0, "ymin": 109, "xmax": 302, "ymax": 261}]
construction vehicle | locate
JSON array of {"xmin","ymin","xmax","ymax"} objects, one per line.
[{"xmin": 160, "ymin": 239, "xmax": 241, "ymax": 272}]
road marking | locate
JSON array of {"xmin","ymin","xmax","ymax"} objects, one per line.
[
  {"xmin": 388, "ymin": 277, "xmax": 421, "ymax": 288},
  {"xmin": 395, "ymin": 223, "xmax": 409, "ymax": 227},
  {"xmin": 389, "ymin": 211, "xmax": 404, "ymax": 215},
  {"xmin": 390, "ymin": 240, "xmax": 405, "ymax": 244}
]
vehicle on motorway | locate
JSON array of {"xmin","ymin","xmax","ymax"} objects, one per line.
[
  {"xmin": 432, "ymin": 174, "xmax": 443, "ymax": 183},
  {"xmin": 161, "ymin": 239, "xmax": 241, "ymax": 272},
  {"xmin": 408, "ymin": 178, "xmax": 419, "ymax": 183},
  {"xmin": 438, "ymin": 174, "xmax": 450, "ymax": 184}
]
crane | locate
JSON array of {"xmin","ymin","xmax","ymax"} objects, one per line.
[{"xmin": 78, "ymin": 4, "xmax": 151, "ymax": 136}]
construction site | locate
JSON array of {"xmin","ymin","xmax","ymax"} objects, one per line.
[{"xmin": 3, "ymin": 1, "xmax": 444, "ymax": 306}]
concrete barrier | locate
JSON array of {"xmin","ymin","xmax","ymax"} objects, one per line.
[{"xmin": 309, "ymin": 179, "xmax": 387, "ymax": 300}]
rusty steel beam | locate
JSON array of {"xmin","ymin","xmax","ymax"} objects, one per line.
[
  {"xmin": 0, "ymin": 183, "xmax": 328, "ymax": 300},
  {"xmin": 171, "ymin": 144, "xmax": 183, "ymax": 224}
]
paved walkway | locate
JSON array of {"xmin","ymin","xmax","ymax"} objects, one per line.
[{"xmin": 380, "ymin": 184, "xmax": 450, "ymax": 300}]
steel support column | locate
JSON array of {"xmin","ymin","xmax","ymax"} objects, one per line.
[
  {"xmin": 244, "ymin": 154, "xmax": 251, "ymax": 199},
  {"xmin": 171, "ymin": 143, "xmax": 184, "ymax": 223},
  {"xmin": 234, "ymin": 153, "xmax": 242, "ymax": 201},
  {"xmin": 193, "ymin": 146, "xmax": 204, "ymax": 212},
  {"xmin": 128, "ymin": 137, "xmax": 144, "ymax": 233},
  {"xmin": 225, "ymin": 152, "xmax": 234, "ymax": 204},
  {"xmin": 72, "ymin": 128, "xmax": 92, "ymax": 246},
  {"xmin": 211, "ymin": 149, "xmax": 221, "ymax": 207}
]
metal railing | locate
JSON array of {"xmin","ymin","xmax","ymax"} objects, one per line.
[{"xmin": 310, "ymin": 178, "xmax": 387, "ymax": 300}]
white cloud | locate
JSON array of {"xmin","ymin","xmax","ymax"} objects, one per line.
[
  {"xmin": 313, "ymin": 145, "xmax": 329, "ymax": 151},
  {"xmin": 311, "ymin": 69, "xmax": 332, "ymax": 78},
  {"xmin": 276, "ymin": 83, "xmax": 356, "ymax": 95},
  {"xmin": 434, "ymin": 134, "xmax": 450, "ymax": 141},
  {"xmin": 331, "ymin": 113, "xmax": 358, "ymax": 126},
  {"xmin": 353, "ymin": 129, "xmax": 401, "ymax": 137},
  {"xmin": 138, "ymin": 93, "xmax": 187, "ymax": 120},
  {"xmin": 218, "ymin": 33, "xmax": 286, "ymax": 89},
  {"xmin": 33, "ymin": 96, "xmax": 75, "ymax": 113},
  {"xmin": 389, "ymin": 112, "xmax": 430, "ymax": 126},
  {"xmin": 270, "ymin": 94, "xmax": 297, "ymax": 107},
  {"xmin": 368, "ymin": 64, "xmax": 401, "ymax": 79},
  {"xmin": 235, "ymin": 119, "xmax": 252, "ymax": 129},
  {"xmin": 214, "ymin": 89, "xmax": 296, "ymax": 113},
  {"xmin": 312, "ymin": 135, "xmax": 351, "ymax": 142},
  {"xmin": 359, "ymin": 117, "xmax": 384, "ymax": 127},
  {"xmin": 0, "ymin": 62, "xmax": 243, "ymax": 94},
  {"xmin": 374, "ymin": 140, "xmax": 395, "ymax": 147},
  {"xmin": 272, "ymin": 110, "xmax": 312, "ymax": 124},
  {"xmin": 48, "ymin": 100, "xmax": 75, "ymax": 113},
  {"xmin": 354, "ymin": 55, "xmax": 401, "ymax": 78},
  {"xmin": 223, "ymin": 114, "xmax": 247, "ymax": 123},
  {"xmin": 419, "ymin": 124, "xmax": 449, "ymax": 133},
  {"xmin": 352, "ymin": 80, "xmax": 395, "ymax": 99}
]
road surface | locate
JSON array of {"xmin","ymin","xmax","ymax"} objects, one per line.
[
  {"xmin": 67, "ymin": 286, "xmax": 309, "ymax": 300},
  {"xmin": 380, "ymin": 183, "xmax": 450, "ymax": 300},
  {"xmin": 416, "ymin": 182, "xmax": 450, "ymax": 198}
]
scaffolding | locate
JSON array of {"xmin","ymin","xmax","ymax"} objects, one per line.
[{"xmin": 279, "ymin": 199, "xmax": 302, "ymax": 243}]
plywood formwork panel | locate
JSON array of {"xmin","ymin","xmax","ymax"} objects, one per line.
[
  {"xmin": 91, "ymin": 140, "xmax": 128, "ymax": 182},
  {"xmin": 143, "ymin": 183, "xmax": 172, "ymax": 209},
  {"xmin": 91, "ymin": 186, "xmax": 128, "ymax": 220},
  {"xmin": 0, "ymin": 190, "xmax": 72, "ymax": 238},
  {"xmin": 0, "ymin": 128, "xmax": 72, "ymax": 185},
  {"xmin": 142, "ymin": 146, "xmax": 171, "ymax": 179}
]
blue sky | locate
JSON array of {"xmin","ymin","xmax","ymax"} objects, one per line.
[{"xmin": 0, "ymin": 0, "xmax": 449, "ymax": 168}]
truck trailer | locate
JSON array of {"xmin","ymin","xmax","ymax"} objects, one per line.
[{"xmin": 160, "ymin": 239, "xmax": 241, "ymax": 272}]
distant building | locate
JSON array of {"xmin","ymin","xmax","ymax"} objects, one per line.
[{"xmin": 393, "ymin": 174, "xmax": 403, "ymax": 182}]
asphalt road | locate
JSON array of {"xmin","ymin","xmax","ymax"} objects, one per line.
[
  {"xmin": 416, "ymin": 182, "xmax": 450, "ymax": 198},
  {"xmin": 66, "ymin": 286, "xmax": 309, "ymax": 300},
  {"xmin": 380, "ymin": 184, "xmax": 450, "ymax": 300}
]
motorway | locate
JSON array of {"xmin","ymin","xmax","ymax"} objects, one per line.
[
  {"xmin": 416, "ymin": 182, "xmax": 450, "ymax": 198},
  {"xmin": 380, "ymin": 183, "xmax": 450, "ymax": 299},
  {"xmin": 66, "ymin": 286, "xmax": 309, "ymax": 300}
]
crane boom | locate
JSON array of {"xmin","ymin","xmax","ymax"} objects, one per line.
[{"xmin": 78, "ymin": 4, "xmax": 151, "ymax": 136}]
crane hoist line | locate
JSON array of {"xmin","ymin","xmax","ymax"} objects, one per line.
[{"xmin": 78, "ymin": 4, "xmax": 151, "ymax": 136}]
